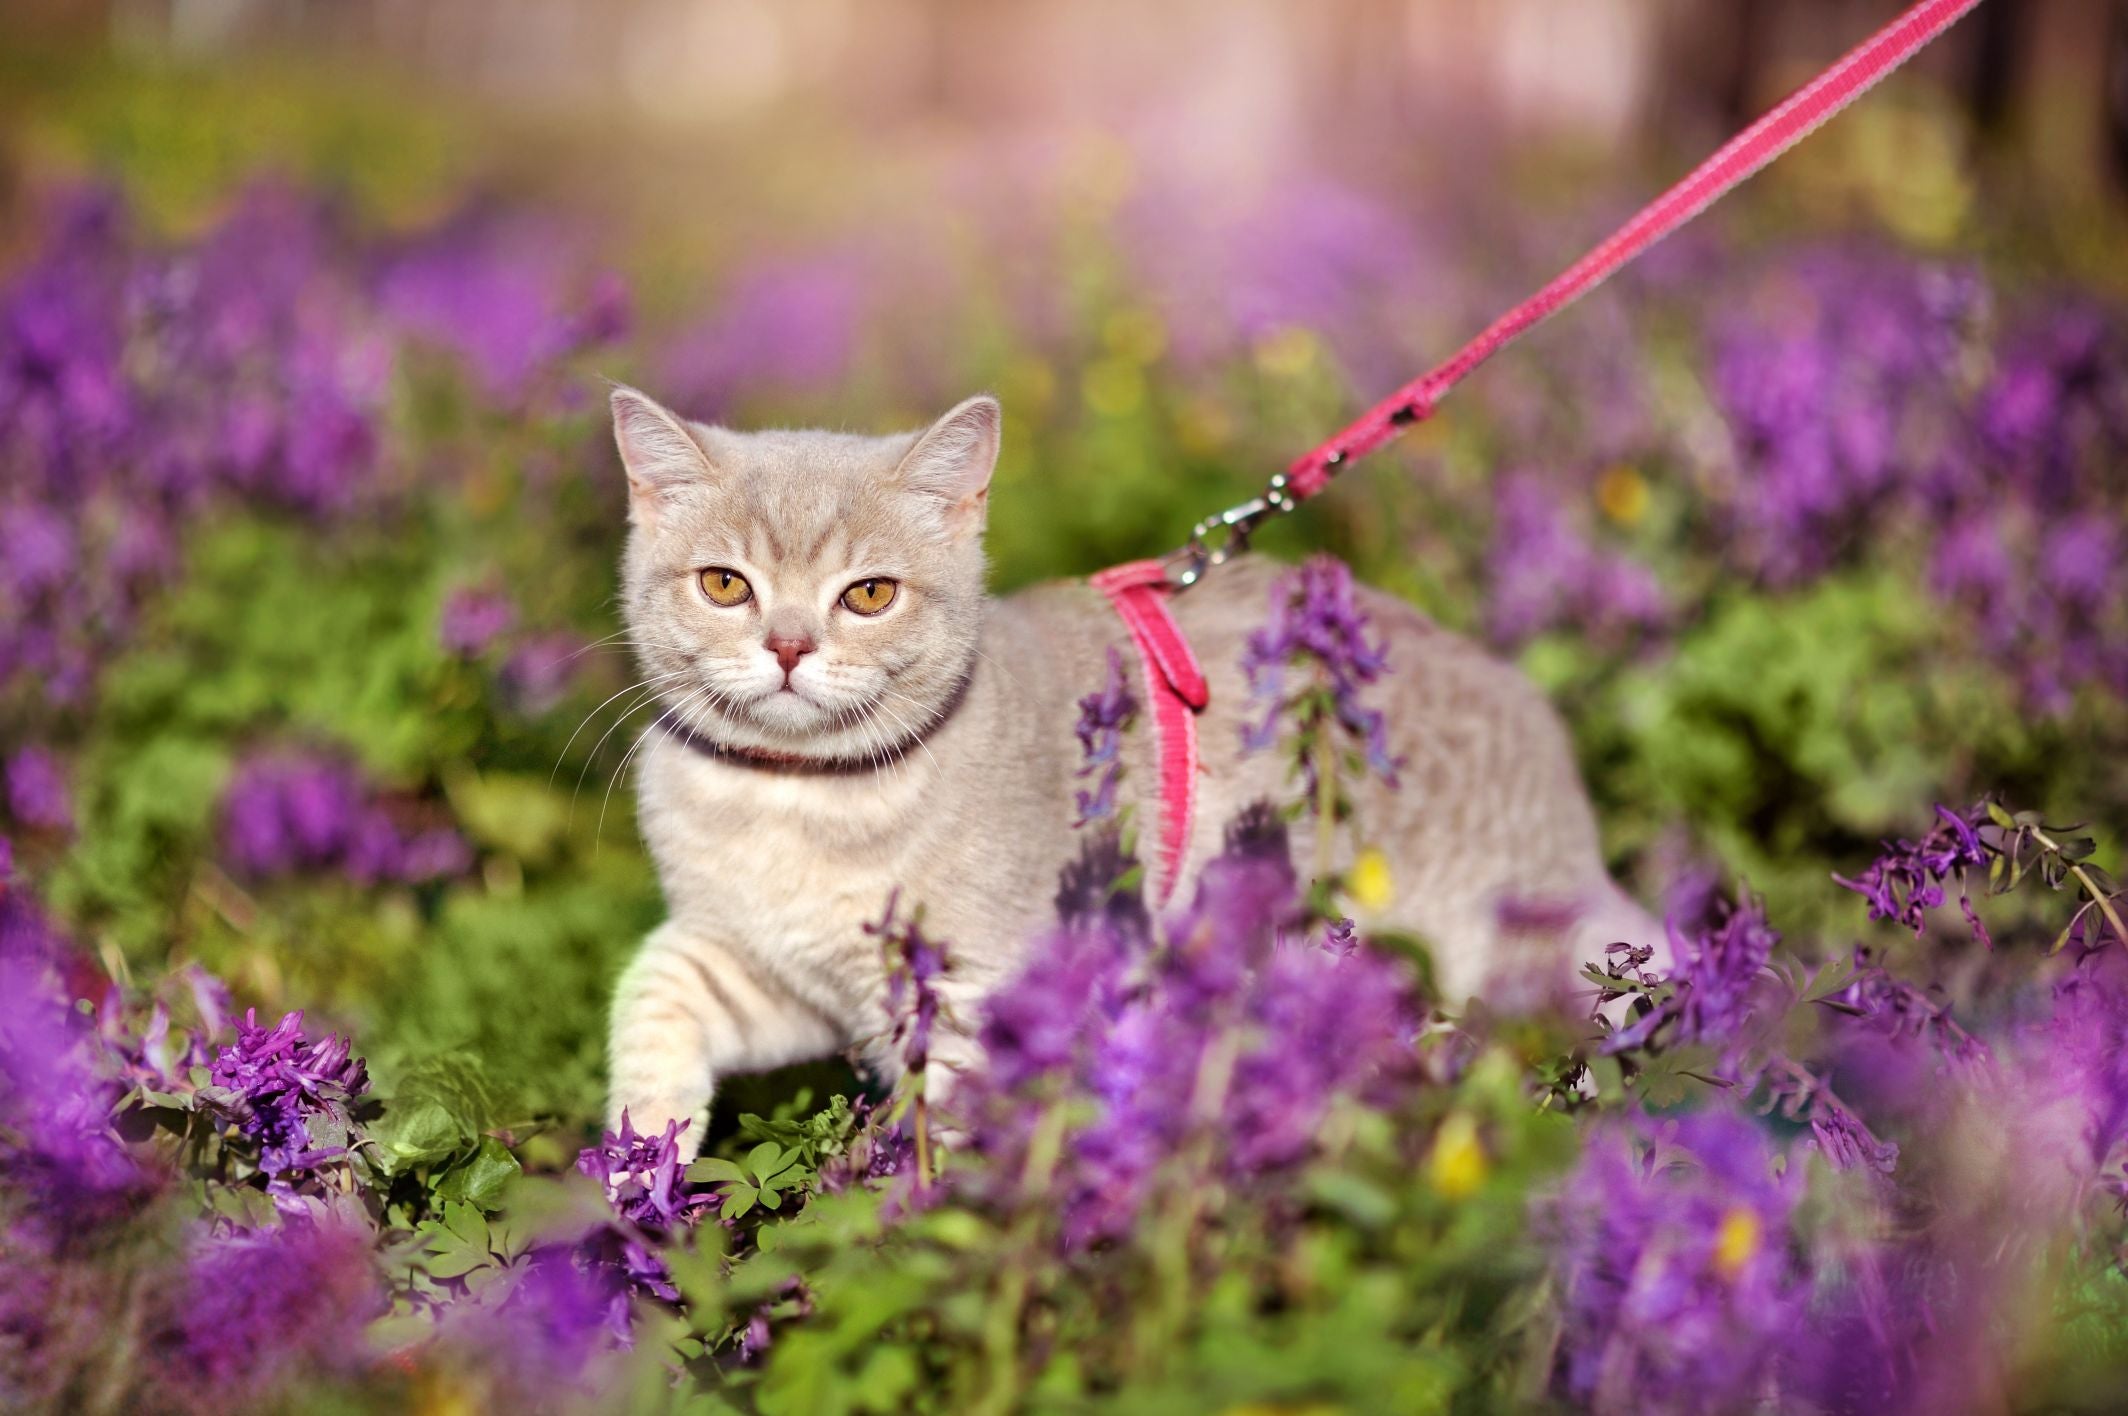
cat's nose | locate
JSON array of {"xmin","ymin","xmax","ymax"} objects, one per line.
[{"xmin": 766, "ymin": 634, "xmax": 816, "ymax": 677}]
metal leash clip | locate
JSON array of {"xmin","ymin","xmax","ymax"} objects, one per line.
[{"xmin": 1163, "ymin": 471, "xmax": 1299, "ymax": 589}]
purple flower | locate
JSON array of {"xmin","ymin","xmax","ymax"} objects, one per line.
[
  {"xmin": 968, "ymin": 807, "xmax": 1416, "ymax": 1248},
  {"xmin": 1708, "ymin": 246, "xmax": 1977, "ymax": 585},
  {"xmin": 163, "ymin": 1219, "xmax": 385, "ymax": 1395},
  {"xmin": 1546, "ymin": 1112, "xmax": 1806, "ymax": 1414},
  {"xmin": 1834, "ymin": 802, "xmax": 1993, "ymax": 941},
  {"xmin": 5, "ymin": 746, "xmax": 72, "ymax": 834},
  {"xmin": 577, "ymin": 1112, "xmax": 717, "ymax": 1235},
  {"xmin": 1830, "ymin": 948, "xmax": 1991, "ymax": 1074},
  {"xmin": 500, "ymin": 632, "xmax": 590, "ymax": 715},
  {"xmin": 416, "ymin": 1241, "xmax": 636, "ymax": 1405},
  {"xmin": 871, "ymin": 895, "xmax": 949, "ymax": 1077},
  {"xmin": 658, "ymin": 254, "xmax": 868, "ymax": 415},
  {"xmin": 0, "ymin": 925, "xmax": 149, "ymax": 1234},
  {"xmin": 377, "ymin": 209, "xmax": 629, "ymax": 402},
  {"xmin": 1072, "ymin": 647, "xmax": 1136, "ymax": 826},
  {"xmin": 203, "ymin": 1008, "xmax": 369, "ymax": 1181},
  {"xmin": 0, "ymin": 504, "xmax": 77, "ymax": 603},
  {"xmin": 1608, "ymin": 892, "xmax": 1780, "ymax": 1056},
  {"xmin": 218, "ymin": 752, "xmax": 469, "ymax": 887},
  {"xmin": 439, "ymin": 587, "xmax": 518, "ymax": 657},
  {"xmin": 476, "ymin": 1243, "xmax": 635, "ymax": 1369},
  {"xmin": 1241, "ymin": 556, "xmax": 1403, "ymax": 792},
  {"xmin": 2018, "ymin": 946, "xmax": 2128, "ymax": 1186},
  {"xmin": 1486, "ymin": 472, "xmax": 1669, "ymax": 648}
]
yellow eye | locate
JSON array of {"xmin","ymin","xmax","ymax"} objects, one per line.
[
  {"xmin": 841, "ymin": 578, "xmax": 899, "ymax": 615},
  {"xmin": 699, "ymin": 568, "xmax": 752, "ymax": 607}
]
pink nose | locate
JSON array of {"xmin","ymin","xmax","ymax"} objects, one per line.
[{"xmin": 767, "ymin": 635, "xmax": 816, "ymax": 676}]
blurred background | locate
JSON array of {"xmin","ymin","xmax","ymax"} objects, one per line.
[{"xmin": 2, "ymin": 0, "xmax": 2125, "ymax": 1130}]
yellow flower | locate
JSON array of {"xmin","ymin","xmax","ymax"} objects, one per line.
[
  {"xmin": 1252, "ymin": 326, "xmax": 1319, "ymax": 379},
  {"xmin": 1347, "ymin": 848, "xmax": 1394, "ymax": 913},
  {"xmin": 1713, "ymin": 1206, "xmax": 1761, "ymax": 1280},
  {"xmin": 1103, "ymin": 308, "xmax": 1167, "ymax": 365},
  {"xmin": 1595, "ymin": 464, "xmax": 1650, "ymax": 526},
  {"xmin": 1081, "ymin": 357, "xmax": 1144, "ymax": 418},
  {"xmin": 1427, "ymin": 1112, "xmax": 1487, "ymax": 1199}
]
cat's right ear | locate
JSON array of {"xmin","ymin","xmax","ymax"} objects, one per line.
[{"xmin": 611, "ymin": 385, "xmax": 717, "ymax": 526}]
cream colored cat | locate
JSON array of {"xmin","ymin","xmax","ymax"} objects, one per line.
[{"xmin": 603, "ymin": 387, "xmax": 1657, "ymax": 1154}]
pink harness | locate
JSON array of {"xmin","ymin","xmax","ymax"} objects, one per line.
[
  {"xmin": 1091, "ymin": 560, "xmax": 1209, "ymax": 904},
  {"xmin": 1091, "ymin": 0, "xmax": 1981, "ymax": 907}
]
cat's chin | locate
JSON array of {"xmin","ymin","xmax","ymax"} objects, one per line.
[{"xmin": 743, "ymin": 689, "xmax": 833, "ymax": 734}]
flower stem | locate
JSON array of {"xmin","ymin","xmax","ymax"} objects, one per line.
[
  {"xmin": 1312, "ymin": 712, "xmax": 1337, "ymax": 882},
  {"xmin": 975, "ymin": 1103, "xmax": 1070, "ymax": 1415},
  {"xmin": 911, "ymin": 1083, "xmax": 932, "ymax": 1192},
  {"xmin": 2030, "ymin": 828, "xmax": 2128, "ymax": 948}
]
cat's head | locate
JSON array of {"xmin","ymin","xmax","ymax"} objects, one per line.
[{"xmin": 610, "ymin": 386, "xmax": 999, "ymax": 764}]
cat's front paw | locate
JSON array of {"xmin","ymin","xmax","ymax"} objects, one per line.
[{"xmin": 606, "ymin": 1097, "xmax": 710, "ymax": 1163}]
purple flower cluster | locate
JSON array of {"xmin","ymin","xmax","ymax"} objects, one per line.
[
  {"xmin": 1830, "ymin": 948, "xmax": 1991, "ymax": 1074},
  {"xmin": 1931, "ymin": 309, "xmax": 2128, "ymax": 712},
  {"xmin": 1486, "ymin": 471, "xmax": 1669, "ymax": 649},
  {"xmin": 1547, "ymin": 1113, "xmax": 1806, "ymax": 1415},
  {"xmin": 219, "ymin": 752, "xmax": 471, "ymax": 886},
  {"xmin": 657, "ymin": 253, "xmax": 868, "ymax": 417},
  {"xmin": 377, "ymin": 208, "xmax": 628, "ymax": 404},
  {"xmin": 1241, "ymin": 556, "xmax": 1402, "ymax": 790},
  {"xmin": 4, "ymin": 746, "xmax": 73, "ymax": 835},
  {"xmin": 1609, "ymin": 892, "xmax": 1779, "ymax": 1056},
  {"xmin": 872, "ymin": 895, "xmax": 950, "ymax": 1078},
  {"xmin": 0, "ymin": 884, "xmax": 150, "ymax": 1232},
  {"xmin": 1124, "ymin": 174, "xmax": 1441, "ymax": 388},
  {"xmin": 497, "ymin": 631, "xmax": 594, "ymax": 715},
  {"xmin": 576, "ymin": 1112, "xmax": 718, "ymax": 1302},
  {"xmin": 203, "ymin": 1008, "xmax": 369, "ymax": 1182},
  {"xmin": 964, "ymin": 807, "xmax": 1418, "ymax": 1246},
  {"xmin": 1835, "ymin": 802, "xmax": 1992, "ymax": 941},
  {"xmin": 1702, "ymin": 247, "xmax": 2125, "ymax": 712},
  {"xmin": 577, "ymin": 1113, "xmax": 717, "ymax": 1234},
  {"xmin": 436, "ymin": 1243, "xmax": 634, "ymax": 1393},
  {"xmin": 165, "ymin": 1219, "xmax": 385, "ymax": 1396},
  {"xmin": 1072, "ymin": 647, "xmax": 1136, "ymax": 825},
  {"xmin": 438, "ymin": 586, "xmax": 519, "ymax": 658},
  {"xmin": 2017, "ymin": 946, "xmax": 2128, "ymax": 1191},
  {"xmin": 0, "ymin": 181, "xmax": 626, "ymax": 724},
  {"xmin": 1709, "ymin": 249, "xmax": 1981, "ymax": 587}
]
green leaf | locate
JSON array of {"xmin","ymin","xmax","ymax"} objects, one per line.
[
  {"xmin": 369, "ymin": 1052, "xmax": 515, "ymax": 1174},
  {"xmin": 1800, "ymin": 953, "xmax": 1858, "ymax": 1003},
  {"xmin": 442, "ymin": 766, "xmax": 572, "ymax": 864},
  {"xmin": 441, "ymin": 1200, "xmax": 491, "ymax": 1248},
  {"xmin": 435, "ymin": 1137, "xmax": 522, "ymax": 1211},
  {"xmin": 745, "ymin": 1142, "xmax": 785, "ymax": 1182},
  {"xmin": 722, "ymin": 1185, "xmax": 758, "ymax": 1222},
  {"xmin": 1986, "ymin": 801, "xmax": 2017, "ymax": 829},
  {"xmin": 757, "ymin": 1186, "xmax": 782, "ymax": 1211},
  {"xmin": 686, "ymin": 1157, "xmax": 748, "ymax": 1186}
]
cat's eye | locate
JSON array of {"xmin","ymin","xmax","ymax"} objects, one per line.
[
  {"xmin": 841, "ymin": 578, "xmax": 899, "ymax": 616},
  {"xmin": 699, "ymin": 568, "xmax": 753, "ymax": 607}
]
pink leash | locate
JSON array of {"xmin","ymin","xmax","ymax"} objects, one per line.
[{"xmin": 1101, "ymin": 0, "xmax": 1985, "ymax": 902}]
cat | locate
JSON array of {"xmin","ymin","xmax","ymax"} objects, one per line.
[{"xmin": 603, "ymin": 386, "xmax": 1659, "ymax": 1156}]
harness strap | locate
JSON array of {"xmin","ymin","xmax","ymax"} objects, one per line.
[{"xmin": 1090, "ymin": 559, "xmax": 1207, "ymax": 905}]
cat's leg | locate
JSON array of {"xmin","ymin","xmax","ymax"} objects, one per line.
[{"xmin": 606, "ymin": 921, "xmax": 844, "ymax": 1161}]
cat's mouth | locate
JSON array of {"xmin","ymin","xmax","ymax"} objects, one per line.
[{"xmin": 743, "ymin": 681, "xmax": 829, "ymax": 730}]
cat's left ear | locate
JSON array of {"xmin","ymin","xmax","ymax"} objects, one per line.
[
  {"xmin": 895, "ymin": 395, "xmax": 1000, "ymax": 538},
  {"xmin": 611, "ymin": 384, "xmax": 720, "ymax": 528}
]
